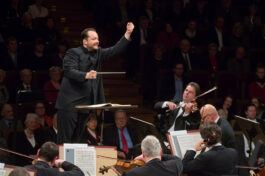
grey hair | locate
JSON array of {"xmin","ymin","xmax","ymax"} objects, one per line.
[
  {"xmin": 24, "ymin": 113, "xmax": 38, "ymax": 125},
  {"xmin": 141, "ymin": 135, "xmax": 161, "ymax": 157}
]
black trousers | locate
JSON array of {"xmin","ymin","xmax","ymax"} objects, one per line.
[{"xmin": 57, "ymin": 109, "xmax": 89, "ymax": 144}]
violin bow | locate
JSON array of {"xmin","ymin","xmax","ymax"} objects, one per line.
[
  {"xmin": 0, "ymin": 147, "xmax": 35, "ymax": 160},
  {"xmin": 194, "ymin": 86, "xmax": 218, "ymax": 100}
]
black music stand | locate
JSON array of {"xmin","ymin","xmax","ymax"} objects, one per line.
[{"xmin": 74, "ymin": 104, "xmax": 138, "ymax": 144}]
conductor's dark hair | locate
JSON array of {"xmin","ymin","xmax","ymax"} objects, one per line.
[
  {"xmin": 39, "ymin": 142, "xmax": 59, "ymax": 162},
  {"xmin": 200, "ymin": 122, "xmax": 222, "ymax": 145},
  {"xmin": 187, "ymin": 82, "xmax": 200, "ymax": 96},
  {"xmin": 80, "ymin": 28, "xmax": 96, "ymax": 45}
]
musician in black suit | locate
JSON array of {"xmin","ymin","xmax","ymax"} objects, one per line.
[
  {"xmin": 124, "ymin": 135, "xmax": 183, "ymax": 176},
  {"xmin": 26, "ymin": 141, "xmax": 84, "ymax": 176},
  {"xmin": 154, "ymin": 82, "xmax": 201, "ymax": 140},
  {"xmin": 55, "ymin": 22, "xmax": 134, "ymax": 144},
  {"xmin": 200, "ymin": 104, "xmax": 236, "ymax": 148},
  {"xmin": 103, "ymin": 109, "xmax": 140, "ymax": 159},
  {"xmin": 182, "ymin": 122, "xmax": 238, "ymax": 176}
]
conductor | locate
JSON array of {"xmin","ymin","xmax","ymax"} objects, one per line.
[{"xmin": 55, "ymin": 22, "xmax": 135, "ymax": 144}]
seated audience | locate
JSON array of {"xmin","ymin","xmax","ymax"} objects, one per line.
[
  {"xmin": 0, "ymin": 36, "xmax": 22, "ymax": 70},
  {"xmin": 124, "ymin": 135, "xmax": 183, "ymax": 176},
  {"xmin": 0, "ymin": 104, "xmax": 23, "ymax": 146},
  {"xmin": 251, "ymin": 97, "xmax": 265, "ymax": 119},
  {"xmin": 15, "ymin": 113, "xmax": 43, "ymax": 166},
  {"xmin": 43, "ymin": 66, "xmax": 62, "ymax": 103},
  {"xmin": 43, "ymin": 112, "xmax": 57, "ymax": 143},
  {"xmin": 49, "ymin": 41, "xmax": 68, "ymax": 67},
  {"xmin": 103, "ymin": 109, "xmax": 140, "ymax": 159},
  {"xmin": 182, "ymin": 122, "xmax": 237, "ymax": 176},
  {"xmin": 248, "ymin": 64, "xmax": 265, "ymax": 104},
  {"xmin": 34, "ymin": 101, "xmax": 53, "ymax": 128},
  {"xmin": 0, "ymin": 69, "xmax": 9, "ymax": 105},
  {"xmin": 27, "ymin": 0, "xmax": 49, "ymax": 19},
  {"xmin": 200, "ymin": 104, "xmax": 236, "ymax": 148},
  {"xmin": 217, "ymin": 95, "xmax": 234, "ymax": 121},
  {"xmin": 80, "ymin": 113, "xmax": 100, "ymax": 145},
  {"xmin": 156, "ymin": 22, "xmax": 179, "ymax": 49},
  {"xmin": 26, "ymin": 141, "xmax": 84, "ymax": 176}
]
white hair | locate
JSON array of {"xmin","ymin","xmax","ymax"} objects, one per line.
[
  {"xmin": 141, "ymin": 135, "xmax": 161, "ymax": 157},
  {"xmin": 24, "ymin": 113, "xmax": 38, "ymax": 125}
]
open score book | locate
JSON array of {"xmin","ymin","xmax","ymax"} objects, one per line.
[{"xmin": 167, "ymin": 130, "xmax": 202, "ymax": 159}]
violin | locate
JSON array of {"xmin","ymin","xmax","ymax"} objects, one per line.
[{"xmin": 99, "ymin": 159, "xmax": 145, "ymax": 175}]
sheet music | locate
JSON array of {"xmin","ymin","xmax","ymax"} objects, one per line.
[
  {"xmin": 75, "ymin": 148, "xmax": 96, "ymax": 176},
  {"xmin": 0, "ymin": 170, "xmax": 5, "ymax": 176},
  {"xmin": 0, "ymin": 163, "xmax": 4, "ymax": 169},
  {"xmin": 177, "ymin": 133, "xmax": 202, "ymax": 158}
]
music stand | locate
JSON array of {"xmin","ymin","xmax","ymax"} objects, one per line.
[
  {"xmin": 234, "ymin": 115, "xmax": 265, "ymax": 144},
  {"xmin": 74, "ymin": 104, "xmax": 138, "ymax": 144}
]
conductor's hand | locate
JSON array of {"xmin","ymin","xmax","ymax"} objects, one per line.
[
  {"xmin": 86, "ymin": 70, "xmax": 97, "ymax": 79},
  {"xmin": 166, "ymin": 102, "xmax": 177, "ymax": 111},
  {"xmin": 54, "ymin": 159, "xmax": 65, "ymax": 168},
  {"xmin": 125, "ymin": 22, "xmax": 134, "ymax": 40}
]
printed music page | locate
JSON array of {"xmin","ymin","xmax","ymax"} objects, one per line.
[
  {"xmin": 75, "ymin": 147, "xmax": 96, "ymax": 176},
  {"xmin": 0, "ymin": 170, "xmax": 5, "ymax": 176},
  {"xmin": 177, "ymin": 132, "xmax": 202, "ymax": 158}
]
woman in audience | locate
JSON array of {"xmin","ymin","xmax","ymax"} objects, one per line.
[
  {"xmin": 217, "ymin": 95, "xmax": 234, "ymax": 121},
  {"xmin": 80, "ymin": 113, "xmax": 100, "ymax": 145},
  {"xmin": 15, "ymin": 113, "xmax": 43, "ymax": 166},
  {"xmin": 0, "ymin": 69, "xmax": 9, "ymax": 105},
  {"xmin": 34, "ymin": 101, "xmax": 52, "ymax": 128},
  {"xmin": 43, "ymin": 66, "xmax": 62, "ymax": 103},
  {"xmin": 251, "ymin": 97, "xmax": 265, "ymax": 119}
]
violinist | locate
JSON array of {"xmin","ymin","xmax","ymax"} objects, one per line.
[
  {"xmin": 182, "ymin": 122, "xmax": 238, "ymax": 176},
  {"xmin": 124, "ymin": 135, "xmax": 183, "ymax": 176},
  {"xmin": 154, "ymin": 82, "xmax": 201, "ymax": 139},
  {"xmin": 200, "ymin": 104, "xmax": 236, "ymax": 148},
  {"xmin": 26, "ymin": 141, "xmax": 84, "ymax": 176}
]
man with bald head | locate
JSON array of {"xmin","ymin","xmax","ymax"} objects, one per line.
[{"xmin": 200, "ymin": 104, "xmax": 236, "ymax": 148}]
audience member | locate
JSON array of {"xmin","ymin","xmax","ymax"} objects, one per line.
[
  {"xmin": 200, "ymin": 43, "xmax": 223, "ymax": 71},
  {"xmin": 154, "ymin": 82, "xmax": 201, "ymax": 139},
  {"xmin": 200, "ymin": 104, "xmax": 236, "ymax": 148},
  {"xmin": 170, "ymin": 39, "xmax": 197, "ymax": 72},
  {"xmin": 158, "ymin": 62, "xmax": 188, "ymax": 101},
  {"xmin": 26, "ymin": 141, "xmax": 84, "ymax": 176},
  {"xmin": 0, "ymin": 69, "xmax": 9, "ymax": 105},
  {"xmin": 227, "ymin": 46, "xmax": 251, "ymax": 75},
  {"xmin": 124, "ymin": 135, "xmax": 183, "ymax": 176},
  {"xmin": 229, "ymin": 22, "xmax": 249, "ymax": 47},
  {"xmin": 0, "ymin": 104, "xmax": 23, "ymax": 146},
  {"xmin": 208, "ymin": 16, "xmax": 228, "ymax": 51},
  {"xmin": 217, "ymin": 95, "xmax": 233, "ymax": 121},
  {"xmin": 182, "ymin": 122, "xmax": 237, "ymax": 176},
  {"xmin": 156, "ymin": 22, "xmax": 179, "ymax": 49},
  {"xmin": 0, "ymin": 36, "xmax": 22, "ymax": 70},
  {"xmin": 27, "ymin": 0, "xmax": 49, "ymax": 19},
  {"xmin": 22, "ymin": 38, "xmax": 50, "ymax": 70},
  {"xmin": 139, "ymin": 0, "xmax": 157, "ymax": 24},
  {"xmin": 80, "ymin": 113, "xmax": 100, "ymax": 145},
  {"xmin": 43, "ymin": 112, "xmax": 57, "ymax": 143},
  {"xmin": 103, "ymin": 109, "xmax": 140, "ymax": 159},
  {"xmin": 17, "ymin": 12, "xmax": 35, "ymax": 42},
  {"xmin": 182, "ymin": 20, "xmax": 202, "ymax": 46},
  {"xmin": 15, "ymin": 113, "xmax": 43, "ymax": 166},
  {"xmin": 43, "ymin": 66, "xmax": 62, "ymax": 103},
  {"xmin": 34, "ymin": 102, "xmax": 53, "ymax": 128},
  {"xmin": 36, "ymin": 16, "xmax": 61, "ymax": 45},
  {"xmin": 235, "ymin": 103, "xmax": 265, "ymax": 175},
  {"xmin": 251, "ymin": 97, "xmax": 265, "ymax": 119},
  {"xmin": 248, "ymin": 64, "xmax": 265, "ymax": 103},
  {"xmin": 48, "ymin": 41, "xmax": 68, "ymax": 67},
  {"xmin": 244, "ymin": 5, "xmax": 262, "ymax": 34}
]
